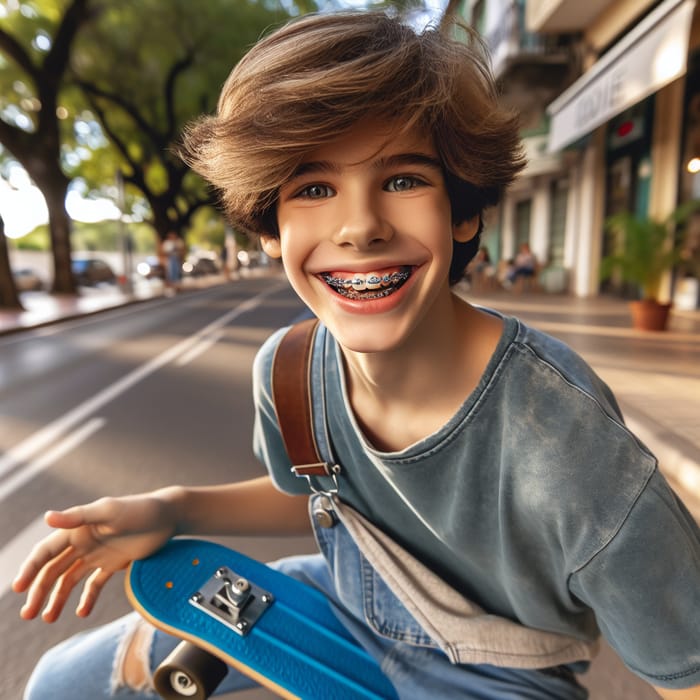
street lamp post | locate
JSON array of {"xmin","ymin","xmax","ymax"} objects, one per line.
[{"xmin": 115, "ymin": 171, "xmax": 133, "ymax": 294}]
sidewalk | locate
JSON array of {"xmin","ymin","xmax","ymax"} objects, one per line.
[{"xmin": 0, "ymin": 275, "xmax": 212, "ymax": 334}]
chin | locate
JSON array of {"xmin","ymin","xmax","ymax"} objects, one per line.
[{"xmin": 325, "ymin": 316, "xmax": 414, "ymax": 355}]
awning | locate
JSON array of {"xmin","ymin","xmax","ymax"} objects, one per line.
[{"xmin": 547, "ymin": 0, "xmax": 696, "ymax": 152}]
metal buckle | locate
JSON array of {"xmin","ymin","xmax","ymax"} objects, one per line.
[
  {"xmin": 291, "ymin": 462, "xmax": 341, "ymax": 495},
  {"xmin": 189, "ymin": 566, "xmax": 273, "ymax": 636}
]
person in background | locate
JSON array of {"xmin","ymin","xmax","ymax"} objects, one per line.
[
  {"xmin": 162, "ymin": 231, "xmax": 185, "ymax": 287},
  {"xmin": 506, "ymin": 241, "xmax": 537, "ymax": 289}
]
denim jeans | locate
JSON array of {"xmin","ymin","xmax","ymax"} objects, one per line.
[{"xmin": 24, "ymin": 520, "xmax": 587, "ymax": 699}]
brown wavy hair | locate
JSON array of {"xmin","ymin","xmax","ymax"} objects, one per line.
[{"xmin": 181, "ymin": 9, "xmax": 526, "ymax": 277}]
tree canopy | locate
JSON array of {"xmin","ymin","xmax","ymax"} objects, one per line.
[{"xmin": 68, "ymin": 0, "xmax": 296, "ymax": 243}]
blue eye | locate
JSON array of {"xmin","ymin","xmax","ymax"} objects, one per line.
[
  {"xmin": 297, "ymin": 184, "xmax": 333, "ymax": 199},
  {"xmin": 385, "ymin": 176, "xmax": 421, "ymax": 192}
]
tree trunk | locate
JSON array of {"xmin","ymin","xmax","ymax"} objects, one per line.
[
  {"xmin": 0, "ymin": 215, "xmax": 24, "ymax": 310},
  {"xmin": 0, "ymin": 0, "xmax": 91, "ymax": 297},
  {"xmin": 31, "ymin": 166, "xmax": 75, "ymax": 295},
  {"xmin": 45, "ymin": 187, "xmax": 75, "ymax": 295}
]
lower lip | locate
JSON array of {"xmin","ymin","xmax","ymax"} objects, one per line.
[{"xmin": 321, "ymin": 269, "xmax": 420, "ymax": 315}]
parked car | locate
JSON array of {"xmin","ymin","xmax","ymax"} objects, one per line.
[
  {"xmin": 237, "ymin": 249, "xmax": 263, "ymax": 268},
  {"xmin": 182, "ymin": 256, "xmax": 220, "ymax": 277},
  {"xmin": 13, "ymin": 268, "xmax": 44, "ymax": 291},
  {"xmin": 136, "ymin": 256, "xmax": 166, "ymax": 280},
  {"xmin": 71, "ymin": 257, "xmax": 117, "ymax": 286}
]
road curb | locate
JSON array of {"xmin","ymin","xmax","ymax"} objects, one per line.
[{"xmin": 0, "ymin": 293, "xmax": 165, "ymax": 337}]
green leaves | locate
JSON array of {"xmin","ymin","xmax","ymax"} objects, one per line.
[{"xmin": 601, "ymin": 202, "xmax": 700, "ymax": 300}]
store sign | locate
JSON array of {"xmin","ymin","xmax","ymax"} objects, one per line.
[{"xmin": 547, "ymin": 0, "xmax": 695, "ymax": 152}]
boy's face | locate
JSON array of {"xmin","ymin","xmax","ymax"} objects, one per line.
[{"xmin": 263, "ymin": 119, "xmax": 477, "ymax": 353}]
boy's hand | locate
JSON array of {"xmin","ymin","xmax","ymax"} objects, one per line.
[{"xmin": 12, "ymin": 492, "xmax": 178, "ymax": 622}]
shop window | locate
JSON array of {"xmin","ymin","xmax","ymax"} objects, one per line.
[
  {"xmin": 548, "ymin": 180, "xmax": 567, "ymax": 267},
  {"xmin": 515, "ymin": 199, "xmax": 532, "ymax": 250}
]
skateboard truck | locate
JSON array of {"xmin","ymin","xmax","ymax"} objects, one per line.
[{"xmin": 190, "ymin": 566, "xmax": 273, "ymax": 636}]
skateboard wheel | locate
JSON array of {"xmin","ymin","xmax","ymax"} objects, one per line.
[{"xmin": 154, "ymin": 641, "xmax": 228, "ymax": 700}]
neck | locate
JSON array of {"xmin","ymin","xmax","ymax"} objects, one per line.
[
  {"xmin": 342, "ymin": 294, "xmax": 460, "ymax": 392},
  {"xmin": 340, "ymin": 293, "xmax": 502, "ymax": 451}
]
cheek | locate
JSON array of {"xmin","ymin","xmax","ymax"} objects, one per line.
[
  {"xmin": 391, "ymin": 196, "xmax": 452, "ymax": 242},
  {"xmin": 410, "ymin": 208, "xmax": 455, "ymax": 261},
  {"xmin": 278, "ymin": 230, "xmax": 315, "ymax": 297}
]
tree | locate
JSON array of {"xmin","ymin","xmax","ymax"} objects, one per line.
[
  {"xmin": 0, "ymin": 213, "xmax": 23, "ymax": 309},
  {"xmin": 0, "ymin": 0, "xmax": 96, "ymax": 294},
  {"xmin": 67, "ymin": 0, "xmax": 294, "ymax": 247}
]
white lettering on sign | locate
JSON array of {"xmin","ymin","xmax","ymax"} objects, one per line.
[
  {"xmin": 575, "ymin": 71, "xmax": 626, "ymax": 129},
  {"xmin": 547, "ymin": 0, "xmax": 694, "ymax": 152}
]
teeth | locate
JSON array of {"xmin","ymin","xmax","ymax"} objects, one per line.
[
  {"xmin": 321, "ymin": 267, "xmax": 412, "ymax": 300},
  {"xmin": 351, "ymin": 276, "xmax": 367, "ymax": 291},
  {"xmin": 365, "ymin": 275, "xmax": 382, "ymax": 291}
]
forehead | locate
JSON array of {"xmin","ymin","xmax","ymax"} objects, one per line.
[{"xmin": 301, "ymin": 119, "xmax": 437, "ymax": 168}]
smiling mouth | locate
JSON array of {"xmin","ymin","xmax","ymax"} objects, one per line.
[{"xmin": 319, "ymin": 266, "xmax": 413, "ymax": 300}]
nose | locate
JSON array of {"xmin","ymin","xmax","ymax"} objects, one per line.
[{"xmin": 332, "ymin": 191, "xmax": 393, "ymax": 250}]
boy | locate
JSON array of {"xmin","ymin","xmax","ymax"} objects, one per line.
[{"xmin": 13, "ymin": 10, "xmax": 700, "ymax": 699}]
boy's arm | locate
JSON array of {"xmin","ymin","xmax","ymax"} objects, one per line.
[
  {"xmin": 653, "ymin": 686, "xmax": 700, "ymax": 699},
  {"xmin": 14, "ymin": 476, "xmax": 309, "ymax": 622},
  {"xmin": 171, "ymin": 476, "xmax": 311, "ymax": 536}
]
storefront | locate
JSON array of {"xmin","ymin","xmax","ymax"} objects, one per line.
[
  {"xmin": 545, "ymin": 0, "xmax": 696, "ymax": 298},
  {"xmin": 677, "ymin": 47, "xmax": 700, "ymax": 307}
]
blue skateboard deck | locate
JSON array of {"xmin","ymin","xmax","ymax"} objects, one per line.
[{"xmin": 126, "ymin": 538, "xmax": 398, "ymax": 699}]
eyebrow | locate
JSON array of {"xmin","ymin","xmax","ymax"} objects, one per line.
[{"xmin": 290, "ymin": 152, "xmax": 443, "ymax": 180}]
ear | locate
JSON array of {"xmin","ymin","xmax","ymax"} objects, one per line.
[
  {"xmin": 452, "ymin": 216, "xmax": 480, "ymax": 243},
  {"xmin": 261, "ymin": 235, "xmax": 282, "ymax": 259}
]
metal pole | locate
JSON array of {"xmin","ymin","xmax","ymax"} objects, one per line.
[{"xmin": 116, "ymin": 171, "xmax": 133, "ymax": 294}]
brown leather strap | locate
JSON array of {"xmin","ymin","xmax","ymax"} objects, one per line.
[{"xmin": 271, "ymin": 318, "xmax": 327, "ymax": 471}]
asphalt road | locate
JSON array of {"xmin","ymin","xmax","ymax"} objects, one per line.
[{"xmin": 0, "ymin": 278, "xmax": 314, "ymax": 699}]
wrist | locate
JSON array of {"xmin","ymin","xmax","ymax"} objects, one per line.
[{"xmin": 154, "ymin": 485, "xmax": 189, "ymax": 536}]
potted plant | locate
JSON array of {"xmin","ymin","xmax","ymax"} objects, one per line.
[{"xmin": 600, "ymin": 201, "xmax": 700, "ymax": 331}]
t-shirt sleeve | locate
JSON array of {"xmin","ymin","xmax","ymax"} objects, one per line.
[
  {"xmin": 570, "ymin": 469, "xmax": 700, "ymax": 689},
  {"xmin": 251, "ymin": 326, "xmax": 312, "ymax": 496}
]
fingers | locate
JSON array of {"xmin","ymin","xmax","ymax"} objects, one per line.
[
  {"xmin": 76, "ymin": 568, "xmax": 113, "ymax": 618},
  {"xmin": 13, "ymin": 501, "xmax": 110, "ymax": 594},
  {"xmin": 18, "ymin": 546, "xmax": 81, "ymax": 620},
  {"xmin": 13, "ymin": 498, "xmax": 127, "ymax": 623},
  {"xmin": 20, "ymin": 556, "xmax": 112, "ymax": 622},
  {"xmin": 40, "ymin": 557, "xmax": 89, "ymax": 623},
  {"xmin": 45, "ymin": 500, "xmax": 111, "ymax": 530},
  {"xmin": 13, "ymin": 528, "xmax": 76, "ymax": 594}
]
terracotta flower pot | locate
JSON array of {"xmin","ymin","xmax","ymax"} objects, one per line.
[{"xmin": 629, "ymin": 300, "xmax": 672, "ymax": 331}]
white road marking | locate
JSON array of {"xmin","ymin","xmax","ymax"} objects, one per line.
[
  {"xmin": 0, "ymin": 284, "xmax": 283, "ymax": 489},
  {"xmin": 175, "ymin": 327, "xmax": 226, "ymax": 367},
  {"xmin": 0, "ymin": 515, "xmax": 53, "ymax": 600},
  {"xmin": 0, "ymin": 417, "xmax": 106, "ymax": 502}
]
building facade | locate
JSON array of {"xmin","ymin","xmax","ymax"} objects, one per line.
[{"xmin": 461, "ymin": 0, "xmax": 700, "ymax": 306}]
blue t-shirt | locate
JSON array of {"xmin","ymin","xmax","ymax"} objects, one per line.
[{"xmin": 253, "ymin": 314, "xmax": 700, "ymax": 689}]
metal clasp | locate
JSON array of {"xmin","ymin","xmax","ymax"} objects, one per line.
[
  {"xmin": 291, "ymin": 462, "xmax": 341, "ymax": 495},
  {"xmin": 190, "ymin": 566, "xmax": 273, "ymax": 636}
]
